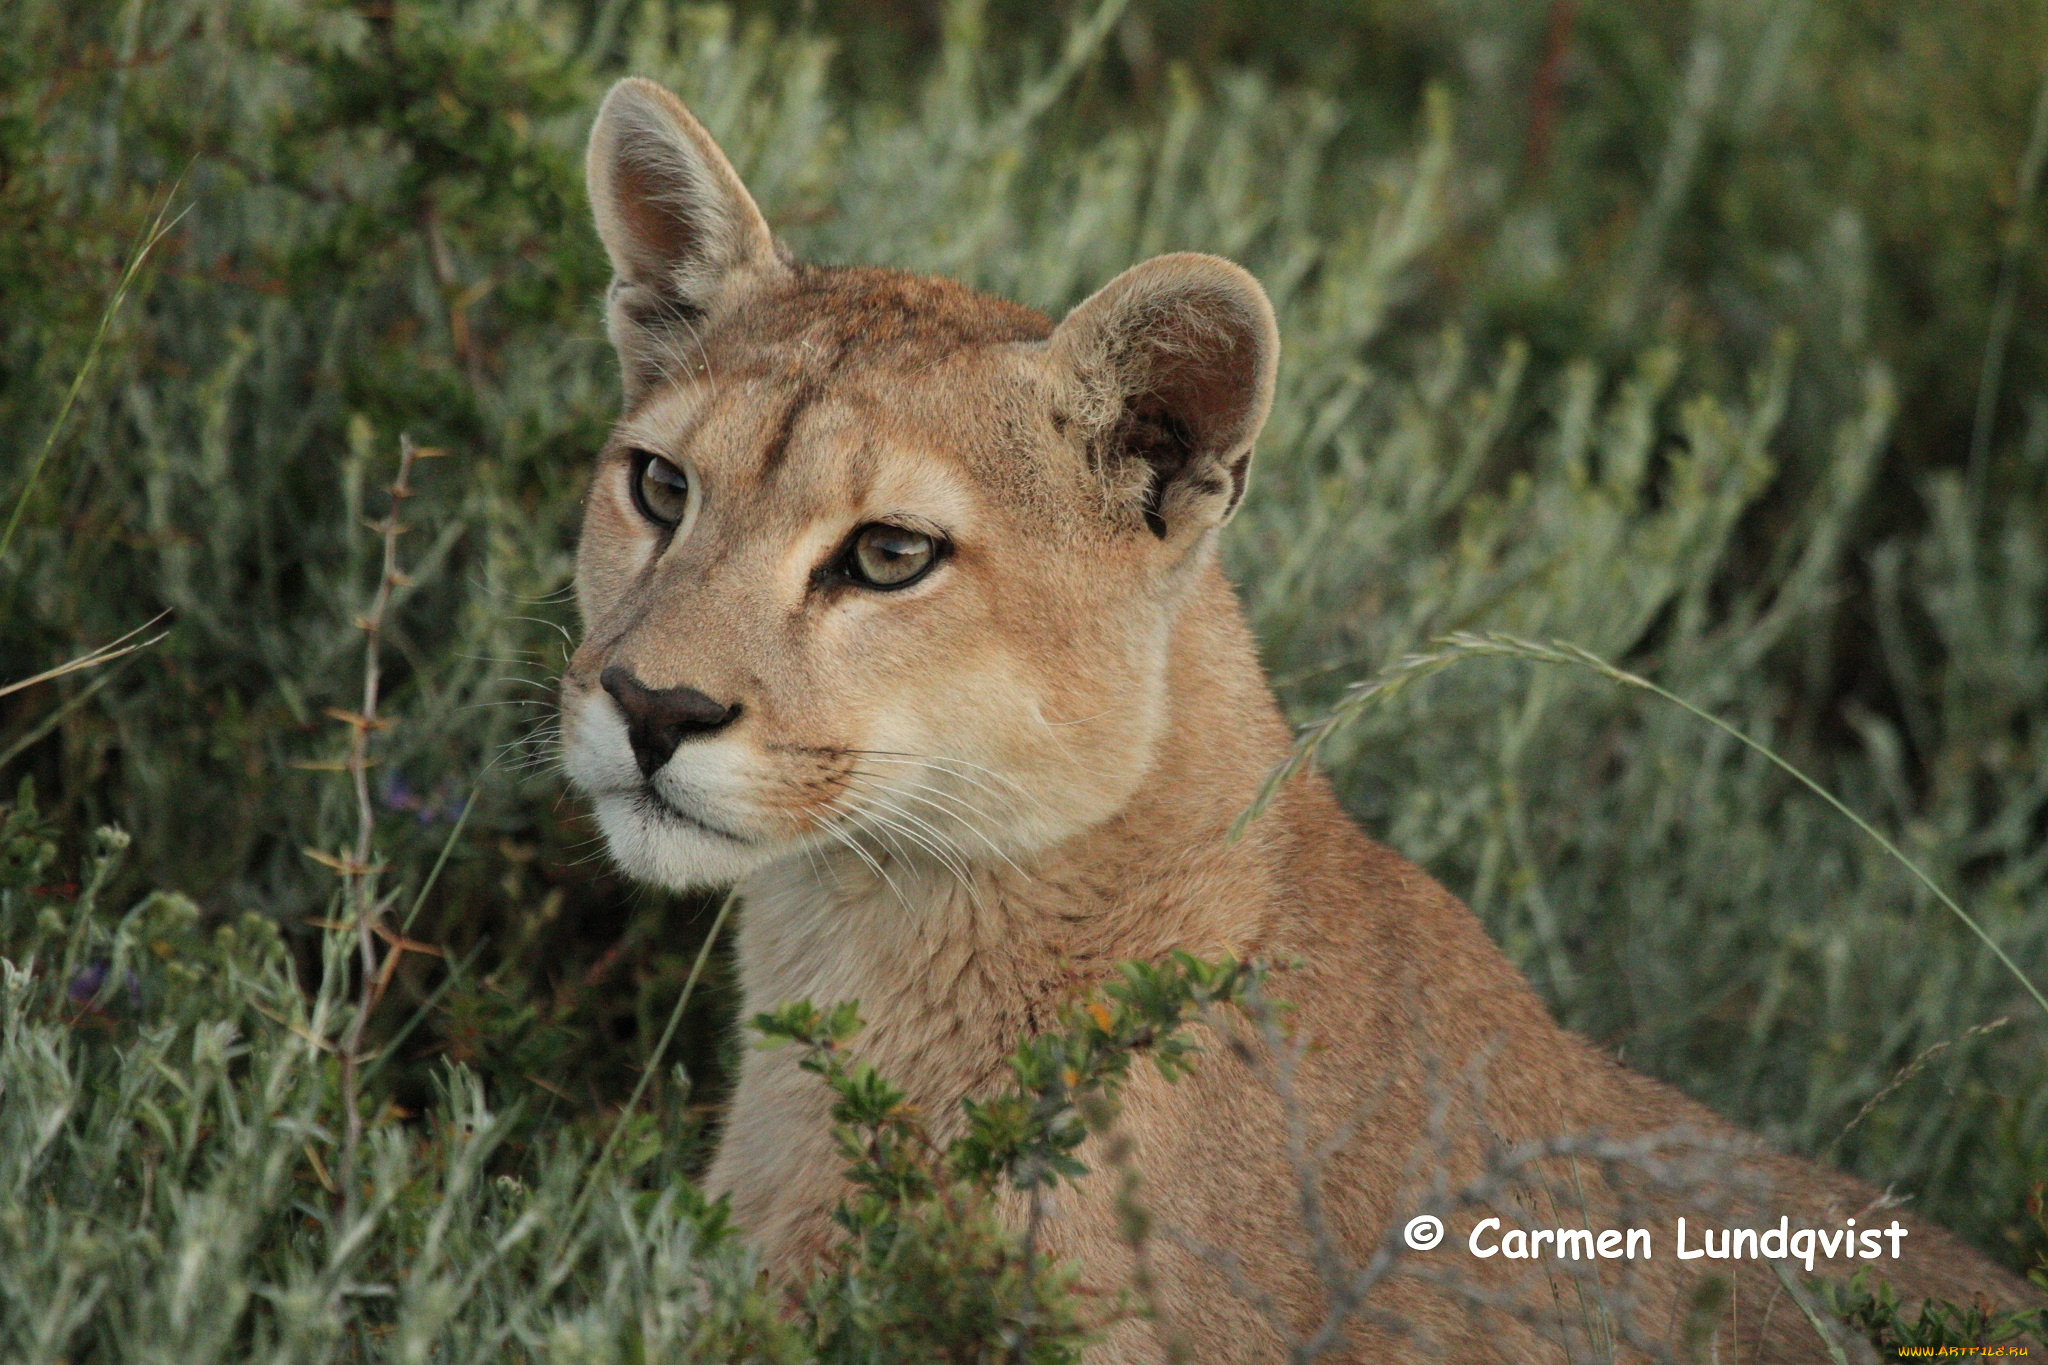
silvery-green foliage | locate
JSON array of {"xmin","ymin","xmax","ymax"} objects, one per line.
[{"xmin": 0, "ymin": 832, "xmax": 780, "ymax": 1362}]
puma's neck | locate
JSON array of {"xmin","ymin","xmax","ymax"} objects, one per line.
[{"xmin": 730, "ymin": 566, "xmax": 1294, "ymax": 1096}]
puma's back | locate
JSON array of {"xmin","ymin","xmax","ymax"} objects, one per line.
[{"xmin": 559, "ymin": 77, "xmax": 2030, "ymax": 1360}]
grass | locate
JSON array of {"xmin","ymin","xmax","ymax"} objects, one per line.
[
  {"xmin": 1239, "ymin": 629, "xmax": 2048, "ymax": 1022},
  {"xmin": 3, "ymin": 0, "xmax": 2046, "ymax": 1356}
]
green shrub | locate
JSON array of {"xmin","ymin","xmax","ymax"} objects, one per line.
[{"xmin": 0, "ymin": 791, "xmax": 1256, "ymax": 1360}]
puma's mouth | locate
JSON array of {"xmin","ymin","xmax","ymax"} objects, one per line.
[
  {"xmin": 584, "ymin": 780, "xmax": 779, "ymax": 889},
  {"xmin": 632, "ymin": 785, "xmax": 754, "ymax": 844}
]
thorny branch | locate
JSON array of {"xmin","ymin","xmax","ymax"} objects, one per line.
[
  {"xmin": 331, "ymin": 433, "xmax": 428, "ymax": 1215},
  {"xmin": 1157, "ymin": 983, "xmax": 1820, "ymax": 1363}
]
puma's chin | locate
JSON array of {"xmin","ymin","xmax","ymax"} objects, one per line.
[{"xmin": 589, "ymin": 787, "xmax": 781, "ymax": 889}]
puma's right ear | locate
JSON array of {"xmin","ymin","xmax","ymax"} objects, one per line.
[
  {"xmin": 586, "ymin": 77, "xmax": 786, "ymax": 395},
  {"xmin": 1048, "ymin": 253, "xmax": 1279, "ymax": 541}
]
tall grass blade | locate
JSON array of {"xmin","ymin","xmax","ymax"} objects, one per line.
[
  {"xmin": 1240, "ymin": 631, "xmax": 2048, "ymax": 1022},
  {"xmin": 2, "ymin": 194, "xmax": 186, "ymax": 562}
]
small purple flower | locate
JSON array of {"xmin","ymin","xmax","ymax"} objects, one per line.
[
  {"xmin": 66, "ymin": 962, "xmax": 108, "ymax": 1004},
  {"xmin": 66, "ymin": 962, "xmax": 142, "ymax": 1011},
  {"xmin": 381, "ymin": 771, "xmax": 460, "ymax": 824}
]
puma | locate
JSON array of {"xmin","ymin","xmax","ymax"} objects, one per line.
[{"xmin": 559, "ymin": 76, "xmax": 2030, "ymax": 1360}]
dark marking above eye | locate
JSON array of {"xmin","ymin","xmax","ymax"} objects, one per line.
[
  {"xmin": 759, "ymin": 337, "xmax": 859, "ymax": 478},
  {"xmin": 757, "ymin": 383, "xmax": 812, "ymax": 476}
]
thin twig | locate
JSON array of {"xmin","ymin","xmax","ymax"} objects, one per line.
[
  {"xmin": 335, "ymin": 434, "xmax": 422, "ymax": 1215},
  {"xmin": 1522, "ymin": 0, "xmax": 1580, "ymax": 176},
  {"xmin": 1010, "ymin": 1182, "xmax": 1047, "ymax": 1364},
  {"xmin": 1168, "ymin": 988, "xmax": 1765, "ymax": 1361},
  {"xmin": 422, "ymin": 200, "xmax": 490, "ymax": 404},
  {"xmin": 0, "ymin": 611, "xmax": 170, "ymax": 701}
]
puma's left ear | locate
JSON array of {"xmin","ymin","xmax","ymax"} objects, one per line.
[
  {"xmin": 1048, "ymin": 253, "xmax": 1279, "ymax": 538},
  {"xmin": 586, "ymin": 77, "xmax": 787, "ymax": 395}
]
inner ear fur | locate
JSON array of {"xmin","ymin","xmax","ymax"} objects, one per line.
[
  {"xmin": 1049, "ymin": 253, "xmax": 1279, "ymax": 537},
  {"xmin": 585, "ymin": 77, "xmax": 786, "ymax": 395}
]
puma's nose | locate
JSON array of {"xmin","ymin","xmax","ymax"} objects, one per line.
[{"xmin": 599, "ymin": 665, "xmax": 741, "ymax": 778}]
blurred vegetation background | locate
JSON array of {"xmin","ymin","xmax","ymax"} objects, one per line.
[{"xmin": 4, "ymin": 0, "xmax": 2048, "ymax": 1352}]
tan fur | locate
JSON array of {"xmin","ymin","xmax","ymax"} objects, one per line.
[{"xmin": 561, "ymin": 78, "xmax": 2030, "ymax": 1360}]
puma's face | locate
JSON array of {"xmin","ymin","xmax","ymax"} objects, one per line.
[
  {"xmin": 561, "ymin": 79, "xmax": 1277, "ymax": 890},
  {"xmin": 563, "ymin": 295, "xmax": 1164, "ymax": 886}
]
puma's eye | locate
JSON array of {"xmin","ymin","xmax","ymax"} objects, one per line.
[
  {"xmin": 629, "ymin": 452, "xmax": 690, "ymax": 528},
  {"xmin": 846, "ymin": 524, "xmax": 940, "ymax": 589}
]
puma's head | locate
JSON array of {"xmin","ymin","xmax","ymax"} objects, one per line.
[{"xmin": 561, "ymin": 78, "xmax": 1279, "ymax": 889}]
